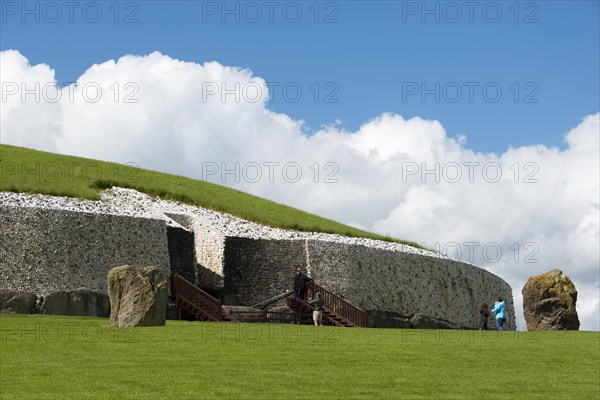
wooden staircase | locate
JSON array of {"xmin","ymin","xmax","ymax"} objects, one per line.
[
  {"xmin": 286, "ymin": 281, "xmax": 368, "ymax": 327},
  {"xmin": 172, "ymin": 274, "xmax": 367, "ymax": 327},
  {"xmin": 171, "ymin": 274, "xmax": 239, "ymax": 322},
  {"xmin": 286, "ymin": 296, "xmax": 351, "ymax": 327}
]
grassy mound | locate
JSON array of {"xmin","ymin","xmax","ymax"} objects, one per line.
[
  {"xmin": 0, "ymin": 144, "xmax": 418, "ymax": 247},
  {"xmin": 1, "ymin": 314, "xmax": 598, "ymax": 399}
]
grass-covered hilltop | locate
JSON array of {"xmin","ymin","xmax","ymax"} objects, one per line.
[{"xmin": 0, "ymin": 144, "xmax": 419, "ymax": 247}]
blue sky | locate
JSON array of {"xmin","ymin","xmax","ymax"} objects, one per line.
[{"xmin": 1, "ymin": 0, "xmax": 598, "ymax": 152}]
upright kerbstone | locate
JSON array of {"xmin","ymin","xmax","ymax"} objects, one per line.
[
  {"xmin": 108, "ymin": 265, "xmax": 168, "ymax": 327},
  {"xmin": 41, "ymin": 288, "xmax": 110, "ymax": 317},
  {"xmin": 0, "ymin": 289, "xmax": 37, "ymax": 314}
]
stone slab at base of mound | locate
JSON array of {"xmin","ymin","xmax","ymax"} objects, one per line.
[
  {"xmin": 266, "ymin": 306, "xmax": 295, "ymax": 323},
  {"xmin": 368, "ymin": 311, "xmax": 413, "ymax": 329},
  {"xmin": 108, "ymin": 265, "xmax": 168, "ymax": 327},
  {"xmin": 367, "ymin": 310, "xmax": 462, "ymax": 329},
  {"xmin": 222, "ymin": 305, "xmax": 267, "ymax": 322},
  {"xmin": 409, "ymin": 313, "xmax": 459, "ymax": 329},
  {"xmin": 0, "ymin": 289, "xmax": 37, "ymax": 314},
  {"xmin": 41, "ymin": 288, "xmax": 110, "ymax": 317}
]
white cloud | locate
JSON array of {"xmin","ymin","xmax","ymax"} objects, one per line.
[
  {"xmin": 2, "ymin": 50, "xmax": 598, "ymax": 330},
  {"xmin": 0, "ymin": 50, "xmax": 62, "ymax": 152}
]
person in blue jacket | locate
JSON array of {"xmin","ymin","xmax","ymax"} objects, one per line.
[{"xmin": 491, "ymin": 297, "xmax": 506, "ymax": 331}]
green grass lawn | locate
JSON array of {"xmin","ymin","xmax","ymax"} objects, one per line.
[
  {"xmin": 0, "ymin": 144, "xmax": 419, "ymax": 247},
  {"xmin": 1, "ymin": 315, "xmax": 598, "ymax": 400}
]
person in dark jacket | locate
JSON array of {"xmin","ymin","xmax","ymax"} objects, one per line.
[
  {"xmin": 293, "ymin": 269, "xmax": 311, "ymax": 299},
  {"xmin": 479, "ymin": 302, "xmax": 489, "ymax": 330}
]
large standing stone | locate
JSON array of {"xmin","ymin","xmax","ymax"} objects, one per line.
[
  {"xmin": 41, "ymin": 288, "xmax": 110, "ymax": 317},
  {"xmin": 0, "ymin": 289, "xmax": 37, "ymax": 314},
  {"xmin": 522, "ymin": 269, "xmax": 579, "ymax": 331},
  {"xmin": 108, "ymin": 265, "xmax": 168, "ymax": 327}
]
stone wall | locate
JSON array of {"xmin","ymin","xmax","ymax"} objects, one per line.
[
  {"xmin": 0, "ymin": 206, "xmax": 171, "ymax": 295},
  {"xmin": 195, "ymin": 229, "xmax": 226, "ymax": 288},
  {"xmin": 223, "ymin": 237, "xmax": 306, "ymax": 306},
  {"xmin": 1, "ymin": 204, "xmax": 516, "ymax": 329},
  {"xmin": 219, "ymin": 237, "xmax": 514, "ymax": 329},
  {"xmin": 166, "ymin": 225, "xmax": 196, "ymax": 295},
  {"xmin": 305, "ymin": 240, "xmax": 516, "ymax": 329},
  {"xmin": 166, "ymin": 213, "xmax": 227, "ymax": 288}
]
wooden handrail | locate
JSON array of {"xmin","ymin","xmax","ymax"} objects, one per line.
[
  {"xmin": 172, "ymin": 274, "xmax": 222, "ymax": 321},
  {"xmin": 305, "ymin": 281, "xmax": 368, "ymax": 327},
  {"xmin": 286, "ymin": 296, "xmax": 344, "ymax": 327}
]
